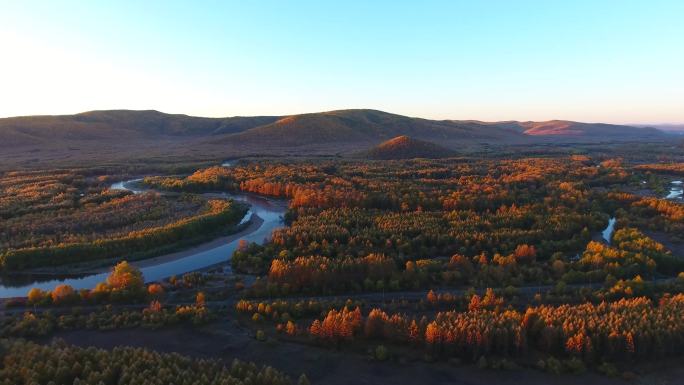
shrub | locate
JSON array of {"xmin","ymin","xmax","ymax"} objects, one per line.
[
  {"xmin": 256, "ymin": 329, "xmax": 266, "ymax": 341},
  {"xmin": 375, "ymin": 345, "xmax": 388, "ymax": 361}
]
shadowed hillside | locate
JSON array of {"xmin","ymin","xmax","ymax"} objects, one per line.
[{"xmin": 364, "ymin": 135, "xmax": 455, "ymax": 159}]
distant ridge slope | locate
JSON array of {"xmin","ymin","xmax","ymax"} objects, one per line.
[
  {"xmin": 0, "ymin": 110, "xmax": 278, "ymax": 146},
  {"xmin": 364, "ymin": 135, "xmax": 455, "ymax": 159},
  {"xmin": 517, "ymin": 120, "xmax": 663, "ymax": 138}
]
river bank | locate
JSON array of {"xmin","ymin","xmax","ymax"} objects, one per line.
[{"xmin": 130, "ymin": 215, "xmax": 263, "ymax": 270}]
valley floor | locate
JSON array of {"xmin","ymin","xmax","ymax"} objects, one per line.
[{"xmin": 51, "ymin": 325, "xmax": 684, "ymax": 385}]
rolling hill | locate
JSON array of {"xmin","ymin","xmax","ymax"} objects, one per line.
[
  {"xmin": 363, "ymin": 135, "xmax": 456, "ymax": 159},
  {"xmin": 515, "ymin": 120, "xmax": 664, "ymax": 138},
  {"xmin": 0, "ymin": 110, "xmax": 278, "ymax": 146},
  {"xmin": 219, "ymin": 109, "xmax": 524, "ymax": 147},
  {"xmin": 0, "ymin": 109, "xmax": 668, "ymax": 167}
]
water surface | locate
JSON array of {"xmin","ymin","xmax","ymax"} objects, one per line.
[
  {"xmin": 602, "ymin": 217, "xmax": 616, "ymax": 244},
  {"xmin": 665, "ymin": 180, "xmax": 683, "ymax": 200}
]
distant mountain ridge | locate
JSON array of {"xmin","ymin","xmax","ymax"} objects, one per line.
[
  {"xmin": 0, "ymin": 109, "xmax": 668, "ymax": 165},
  {"xmin": 638, "ymin": 124, "xmax": 684, "ymax": 134},
  {"xmin": 0, "ymin": 110, "xmax": 278, "ymax": 146}
]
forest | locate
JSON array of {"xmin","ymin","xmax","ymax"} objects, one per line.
[
  {"xmin": 3, "ymin": 154, "xmax": 684, "ymax": 383},
  {"xmin": 0, "ymin": 339, "xmax": 304, "ymax": 385},
  {"xmin": 0, "ymin": 169, "xmax": 248, "ymax": 270},
  {"xmin": 144, "ymin": 156, "xmax": 684, "ymax": 371}
]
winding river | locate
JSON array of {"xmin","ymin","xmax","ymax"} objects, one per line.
[
  {"xmin": 598, "ymin": 180, "xmax": 681, "ymax": 246},
  {"xmin": 666, "ymin": 180, "xmax": 683, "ymax": 200},
  {"xmin": 602, "ymin": 217, "xmax": 617, "ymax": 244},
  {"xmin": 0, "ymin": 166, "xmax": 287, "ymax": 298}
]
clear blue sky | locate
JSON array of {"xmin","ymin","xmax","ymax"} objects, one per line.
[{"xmin": 1, "ymin": 0, "xmax": 682, "ymax": 123}]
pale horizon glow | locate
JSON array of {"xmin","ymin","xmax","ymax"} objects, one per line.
[{"xmin": 1, "ymin": 1, "xmax": 683, "ymax": 124}]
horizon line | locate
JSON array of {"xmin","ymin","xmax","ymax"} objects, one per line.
[{"xmin": 1, "ymin": 108, "xmax": 684, "ymax": 127}]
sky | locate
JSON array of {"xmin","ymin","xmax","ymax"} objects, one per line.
[{"xmin": 1, "ymin": 0, "xmax": 683, "ymax": 123}]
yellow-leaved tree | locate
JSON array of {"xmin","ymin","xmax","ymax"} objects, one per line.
[{"xmin": 107, "ymin": 261, "xmax": 144, "ymax": 294}]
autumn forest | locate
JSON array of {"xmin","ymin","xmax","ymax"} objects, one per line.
[{"xmin": 1, "ymin": 139, "xmax": 683, "ymax": 385}]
